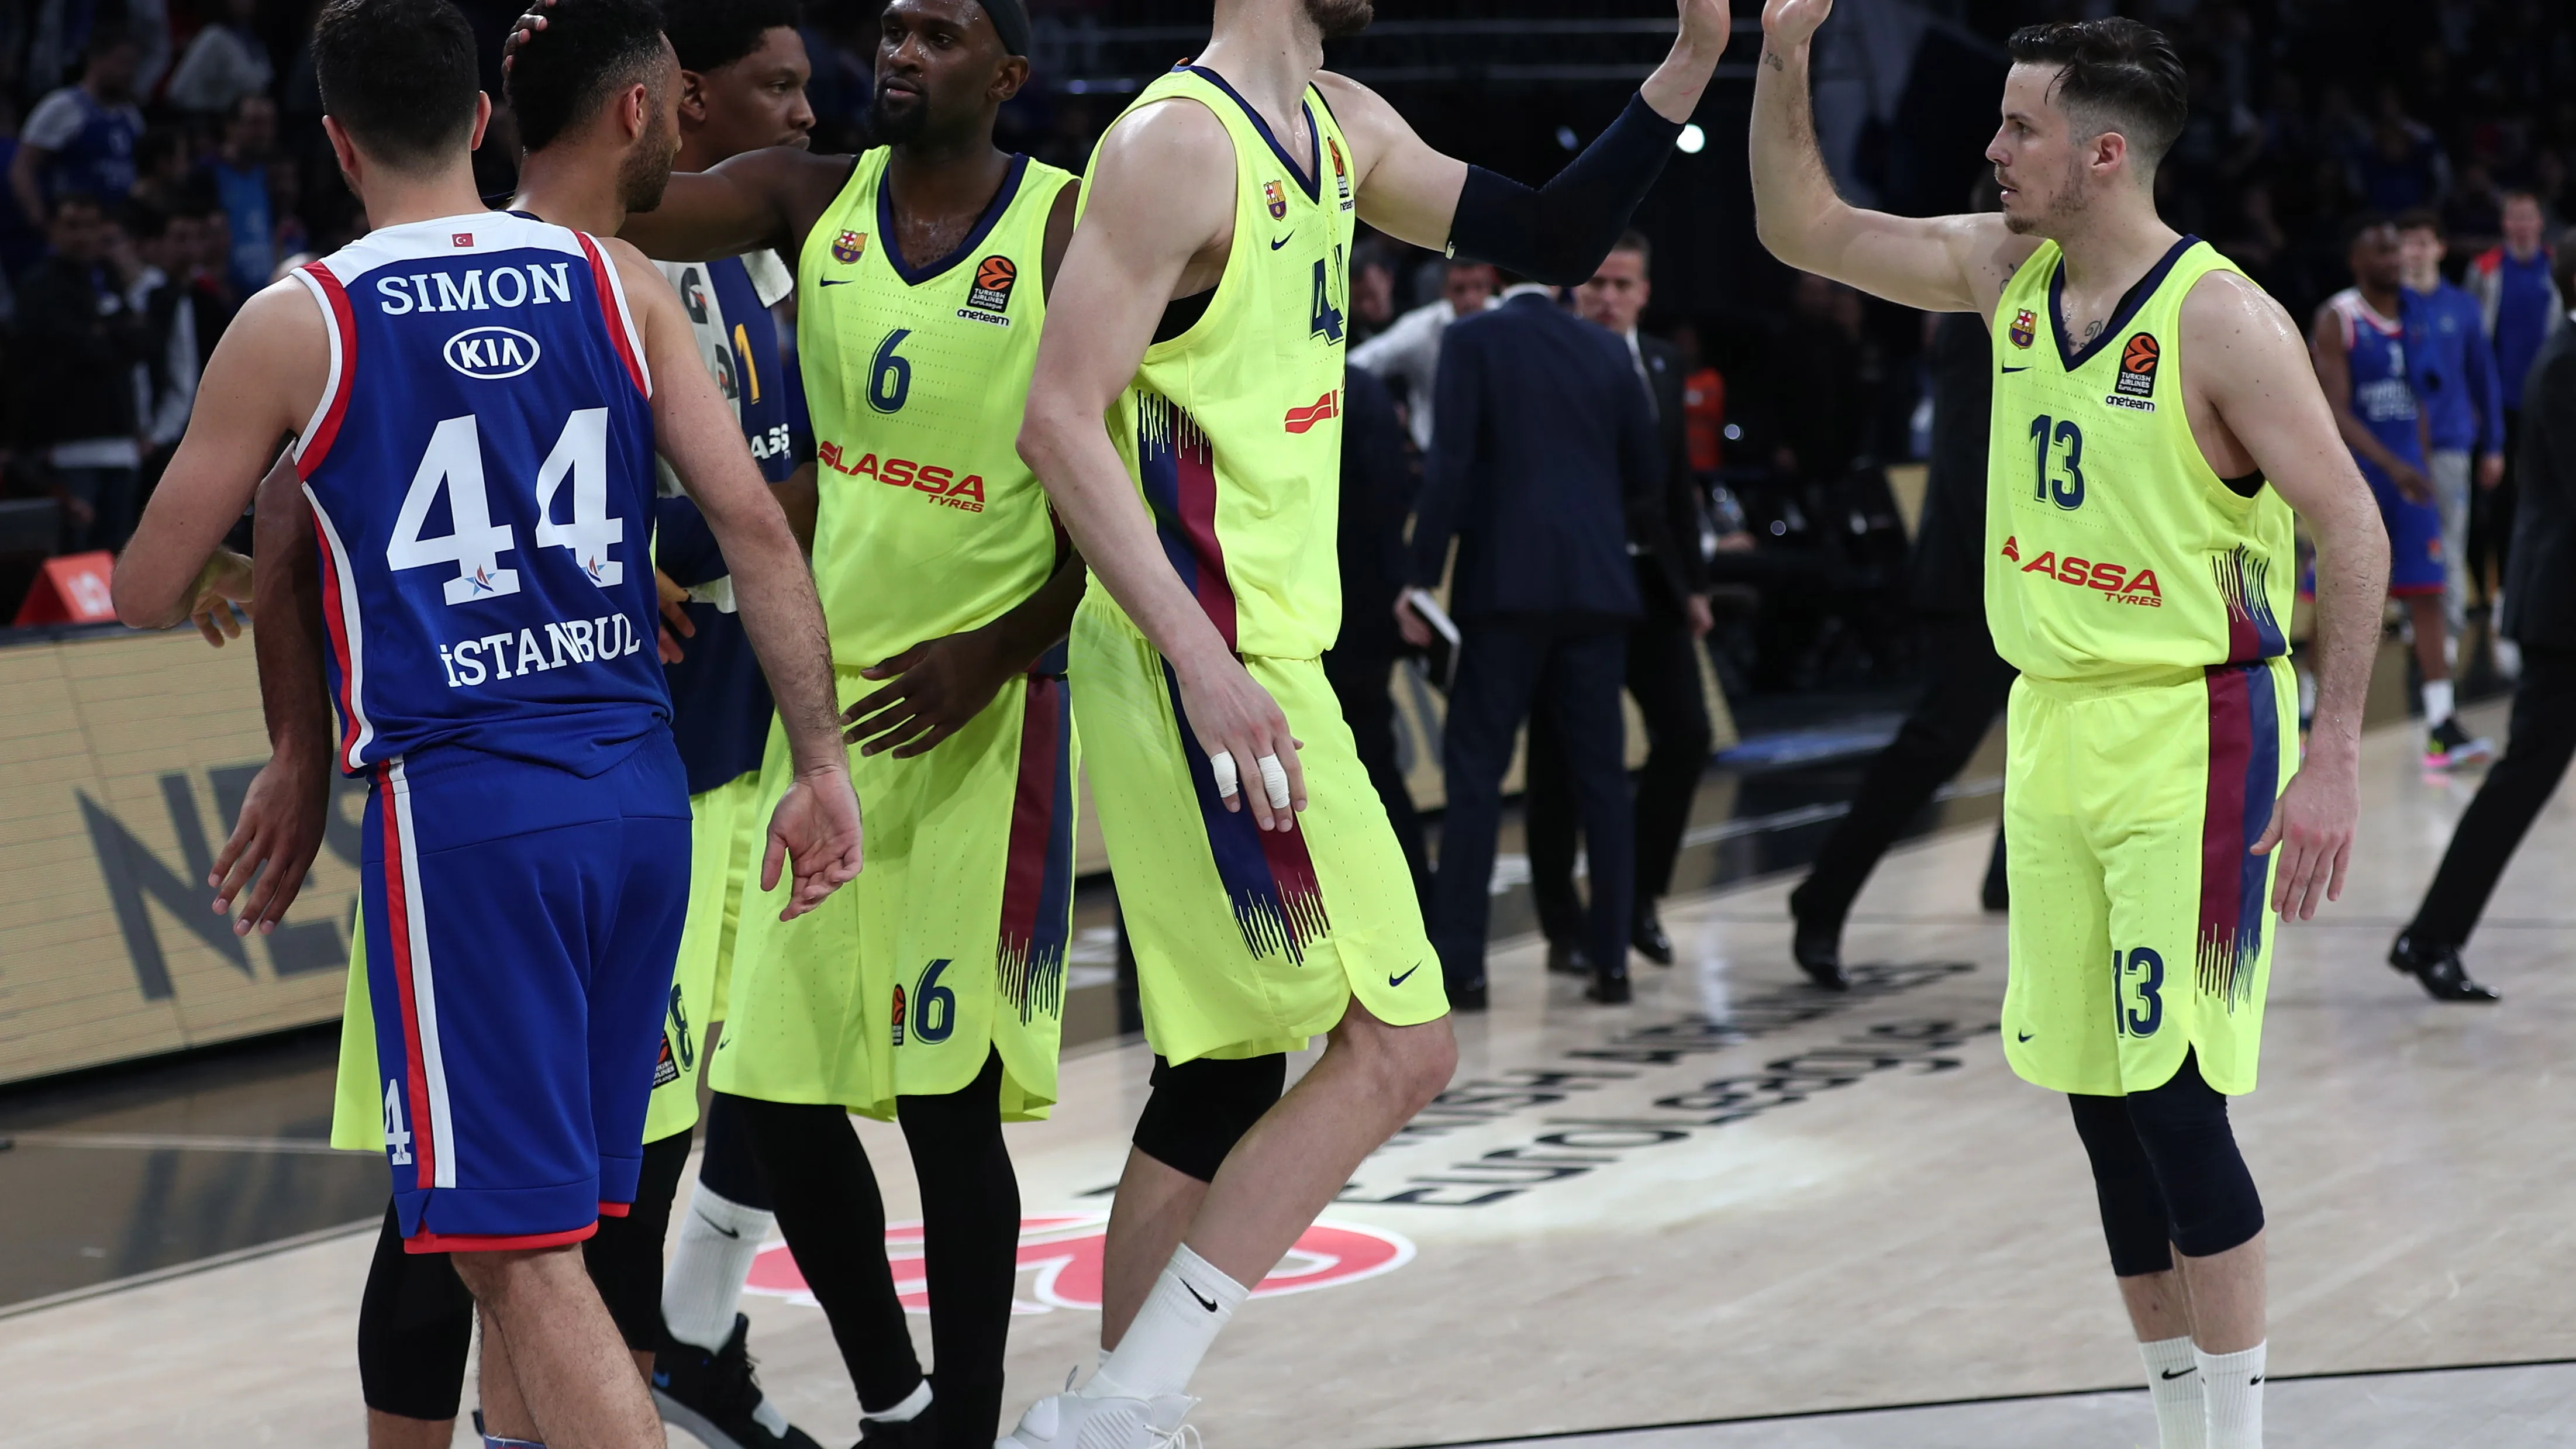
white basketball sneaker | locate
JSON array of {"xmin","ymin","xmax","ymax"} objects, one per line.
[{"xmin": 996, "ymin": 1388, "xmax": 1199, "ymax": 1448}]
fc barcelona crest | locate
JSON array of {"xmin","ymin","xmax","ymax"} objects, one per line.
[
  {"xmin": 833, "ymin": 229, "xmax": 867, "ymax": 264},
  {"xmin": 2009, "ymin": 308, "xmax": 2036, "ymax": 349},
  {"xmin": 1263, "ymin": 180, "xmax": 1289, "ymax": 220}
]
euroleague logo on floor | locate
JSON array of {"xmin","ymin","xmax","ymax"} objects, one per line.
[{"xmin": 744, "ymin": 1213, "xmax": 1414, "ymax": 1314}]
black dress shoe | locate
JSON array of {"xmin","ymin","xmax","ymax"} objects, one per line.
[
  {"xmin": 2388, "ymin": 934, "xmax": 2500, "ymax": 1002},
  {"xmin": 1544, "ymin": 940, "xmax": 1592, "ymax": 976},
  {"xmin": 1790, "ymin": 911, "xmax": 1850, "ymax": 992},
  {"xmin": 1631, "ymin": 906, "xmax": 1674, "ymax": 966},
  {"xmin": 1585, "ymin": 971, "xmax": 1632, "ymax": 1005},
  {"xmin": 1449, "ymin": 979, "xmax": 1489, "ymax": 1012}
]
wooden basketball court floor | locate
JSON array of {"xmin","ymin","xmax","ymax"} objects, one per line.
[{"xmin": 6, "ymin": 697, "xmax": 2576, "ymax": 1448}]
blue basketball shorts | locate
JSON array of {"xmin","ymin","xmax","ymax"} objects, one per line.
[
  {"xmin": 2363, "ymin": 464, "xmax": 2446, "ymax": 597},
  {"xmin": 363, "ymin": 733, "xmax": 691, "ymax": 1253}
]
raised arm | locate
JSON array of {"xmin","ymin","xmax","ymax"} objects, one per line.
[
  {"xmin": 612, "ymin": 239, "xmax": 860, "ymax": 914},
  {"xmin": 2188, "ymin": 273, "xmax": 2388, "ymax": 920},
  {"xmin": 1751, "ymin": 0, "xmax": 2033, "ymax": 314},
  {"xmin": 1325, "ymin": 0, "xmax": 1731, "ymax": 283},
  {"xmin": 616, "ymin": 147, "xmax": 846, "ymax": 262},
  {"xmin": 1018, "ymin": 98, "xmax": 1316, "ymax": 830},
  {"xmin": 112, "ymin": 282, "xmax": 324, "ymax": 630}
]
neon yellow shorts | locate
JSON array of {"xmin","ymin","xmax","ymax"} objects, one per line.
[
  {"xmin": 328, "ymin": 772, "xmax": 764, "ymax": 1151},
  {"xmin": 2001, "ymin": 658, "xmax": 2297, "ymax": 1098},
  {"xmin": 711, "ymin": 667, "xmax": 1075, "ymax": 1121},
  {"xmin": 1069, "ymin": 598, "xmax": 1446, "ymax": 1064}
]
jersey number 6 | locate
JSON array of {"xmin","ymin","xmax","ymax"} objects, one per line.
[{"xmin": 387, "ymin": 409, "xmax": 625, "ymax": 605}]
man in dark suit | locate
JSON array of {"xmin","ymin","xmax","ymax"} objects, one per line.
[
  {"xmin": 1525, "ymin": 232, "xmax": 1714, "ymax": 972},
  {"xmin": 2385, "ymin": 235, "xmax": 2576, "ymax": 1003},
  {"xmin": 1785, "ymin": 304, "xmax": 2018, "ymax": 988},
  {"xmin": 1325, "ymin": 362, "xmax": 1432, "ymax": 909},
  {"xmin": 1401, "ymin": 275, "xmax": 1670, "ymax": 1009}
]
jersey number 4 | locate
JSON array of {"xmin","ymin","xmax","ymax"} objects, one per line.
[{"xmin": 388, "ymin": 410, "xmax": 626, "ymax": 605}]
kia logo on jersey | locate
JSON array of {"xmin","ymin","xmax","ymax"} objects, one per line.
[
  {"xmin": 442, "ymin": 325, "xmax": 541, "ymax": 380},
  {"xmin": 1264, "ymin": 180, "xmax": 1289, "ymax": 220}
]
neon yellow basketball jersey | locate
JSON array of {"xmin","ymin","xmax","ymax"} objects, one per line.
[
  {"xmin": 799, "ymin": 149, "xmax": 1075, "ymax": 668},
  {"xmin": 1087, "ymin": 65, "xmax": 1360, "ymax": 660},
  {"xmin": 1986, "ymin": 237, "xmax": 2295, "ymax": 682}
]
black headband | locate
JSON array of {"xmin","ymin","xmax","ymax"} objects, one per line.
[{"xmin": 980, "ymin": 0, "xmax": 1031, "ymax": 58}]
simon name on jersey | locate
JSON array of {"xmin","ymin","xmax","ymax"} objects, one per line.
[{"xmin": 372, "ymin": 261, "xmax": 581, "ymax": 316}]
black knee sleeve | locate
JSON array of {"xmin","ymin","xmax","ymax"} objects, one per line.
[
  {"xmin": 585, "ymin": 1127, "xmax": 694, "ymax": 1350},
  {"xmin": 1131, "ymin": 1053, "xmax": 1287, "ymax": 1183},
  {"xmin": 698, "ymin": 1091, "xmax": 771, "ymax": 1210},
  {"xmin": 2125, "ymin": 1053, "xmax": 2264, "ymax": 1260},
  {"xmin": 356, "ymin": 1200, "xmax": 474, "ymax": 1422},
  {"xmin": 2068, "ymin": 1092, "xmax": 2174, "ymax": 1277}
]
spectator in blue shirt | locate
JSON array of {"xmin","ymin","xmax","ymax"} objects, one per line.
[
  {"xmin": 2469, "ymin": 191, "xmax": 2564, "ymax": 649},
  {"xmin": 196, "ymin": 94, "xmax": 277, "ymax": 296},
  {"xmin": 7, "ymin": 27, "xmax": 144, "ymax": 233},
  {"xmin": 2399, "ymin": 209, "xmax": 2508, "ymax": 633}
]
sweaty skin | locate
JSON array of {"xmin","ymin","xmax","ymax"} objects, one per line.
[{"xmin": 1749, "ymin": 0, "xmax": 2384, "ymax": 924}]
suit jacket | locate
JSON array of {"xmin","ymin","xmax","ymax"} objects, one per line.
[
  {"xmin": 2504, "ymin": 323, "xmax": 2576, "ymax": 650},
  {"xmin": 1409, "ymin": 289, "xmax": 1661, "ymax": 622},
  {"xmin": 1333, "ymin": 363, "xmax": 1415, "ymax": 659},
  {"xmin": 1637, "ymin": 332, "xmax": 1711, "ymax": 600},
  {"xmin": 1911, "ymin": 311, "xmax": 1994, "ymax": 617}
]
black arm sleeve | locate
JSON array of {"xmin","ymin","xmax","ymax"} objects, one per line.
[{"xmin": 1448, "ymin": 92, "xmax": 1685, "ymax": 287}]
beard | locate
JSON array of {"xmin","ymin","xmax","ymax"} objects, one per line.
[
  {"xmin": 872, "ymin": 80, "xmax": 929, "ymax": 146},
  {"xmin": 1303, "ymin": 0, "xmax": 1374, "ymax": 41},
  {"xmin": 618, "ymin": 113, "xmax": 678, "ymax": 213}
]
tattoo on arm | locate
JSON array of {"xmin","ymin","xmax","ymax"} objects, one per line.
[{"xmin": 1763, "ymin": 47, "xmax": 1785, "ymax": 71}]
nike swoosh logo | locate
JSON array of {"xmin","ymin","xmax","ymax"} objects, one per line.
[
  {"xmin": 2016, "ymin": 1031, "xmax": 2034, "ymax": 1042},
  {"xmin": 1185, "ymin": 1282, "xmax": 1220, "ymax": 1312},
  {"xmin": 2251, "ymin": 1375, "xmax": 2263, "ymax": 1386},
  {"xmin": 2161, "ymin": 1367, "xmax": 2196, "ymax": 1380},
  {"xmin": 819, "ymin": 278, "xmax": 857, "ymax": 286},
  {"xmin": 1391, "ymin": 961, "xmax": 1423, "ymax": 988},
  {"xmin": 2001, "ymin": 365, "xmax": 2031, "ymax": 373},
  {"xmin": 695, "ymin": 1210, "xmax": 743, "ymax": 1240},
  {"xmin": 1270, "ymin": 234, "xmax": 1294, "ymax": 250}
]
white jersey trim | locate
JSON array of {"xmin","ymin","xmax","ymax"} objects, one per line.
[
  {"xmin": 303, "ymin": 483, "xmax": 377, "ymax": 771},
  {"xmin": 592, "ymin": 238, "xmax": 653, "ymax": 398},
  {"xmin": 289, "ymin": 268, "xmax": 345, "ymax": 466},
  {"xmin": 387, "ymin": 758, "xmax": 458, "ymax": 1191}
]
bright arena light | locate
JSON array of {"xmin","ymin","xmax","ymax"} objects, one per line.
[{"xmin": 1676, "ymin": 123, "xmax": 1706, "ymax": 154}]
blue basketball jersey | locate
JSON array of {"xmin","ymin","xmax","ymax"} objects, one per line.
[
  {"xmin": 294, "ymin": 212, "xmax": 668, "ymax": 778},
  {"xmin": 2326, "ymin": 288, "xmax": 2426, "ymax": 484}
]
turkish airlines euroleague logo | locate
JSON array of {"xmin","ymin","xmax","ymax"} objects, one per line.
[
  {"xmin": 744, "ymin": 1213, "xmax": 1413, "ymax": 1313},
  {"xmin": 968, "ymin": 254, "xmax": 1017, "ymax": 315},
  {"xmin": 2116, "ymin": 332, "xmax": 2159, "ymax": 398}
]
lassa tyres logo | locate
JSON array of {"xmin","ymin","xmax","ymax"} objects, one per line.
[{"xmin": 443, "ymin": 325, "xmax": 540, "ymax": 380}]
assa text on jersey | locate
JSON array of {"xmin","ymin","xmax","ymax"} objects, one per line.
[
  {"xmin": 434, "ymin": 612, "xmax": 649, "ymax": 688},
  {"xmin": 1999, "ymin": 536, "xmax": 2163, "ymax": 606},
  {"xmin": 818, "ymin": 441, "xmax": 988, "ymax": 512}
]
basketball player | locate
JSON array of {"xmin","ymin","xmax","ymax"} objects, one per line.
[
  {"xmin": 1750, "ymin": 9, "xmax": 2387, "ymax": 1448},
  {"xmin": 1006, "ymin": 0, "xmax": 1732, "ymax": 1441},
  {"xmin": 2315, "ymin": 216, "xmax": 2494, "ymax": 771},
  {"xmin": 110, "ymin": 2, "xmax": 860, "ymax": 1446},
  {"xmin": 510, "ymin": 0, "xmax": 1082, "ymax": 1441},
  {"xmin": 222, "ymin": 5, "xmax": 827, "ymax": 1446}
]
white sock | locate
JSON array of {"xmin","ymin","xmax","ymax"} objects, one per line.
[
  {"xmin": 660, "ymin": 1182, "xmax": 773, "ymax": 1353},
  {"xmin": 1081, "ymin": 1244, "xmax": 1247, "ymax": 1400},
  {"xmin": 2198, "ymin": 1341, "xmax": 2265, "ymax": 1449},
  {"xmin": 864, "ymin": 1379, "xmax": 933, "ymax": 1424},
  {"xmin": 2140, "ymin": 1336, "xmax": 2206, "ymax": 1449},
  {"xmin": 2422, "ymin": 678, "xmax": 2456, "ymax": 728}
]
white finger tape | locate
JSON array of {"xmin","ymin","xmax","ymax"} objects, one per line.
[
  {"xmin": 1256, "ymin": 753, "xmax": 1291, "ymax": 811},
  {"xmin": 1209, "ymin": 750, "xmax": 1240, "ymax": 799}
]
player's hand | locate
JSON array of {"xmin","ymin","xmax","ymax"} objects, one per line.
[
  {"xmin": 1393, "ymin": 595, "xmax": 1433, "ymax": 649},
  {"xmin": 1686, "ymin": 592, "xmax": 1715, "ymax": 638},
  {"xmin": 2249, "ymin": 753, "xmax": 2357, "ymax": 921},
  {"xmin": 187, "ymin": 548, "xmax": 254, "ymax": 647},
  {"xmin": 501, "ymin": 0, "xmax": 557, "ymax": 73},
  {"xmin": 845, "ymin": 630, "xmax": 1015, "ymax": 759},
  {"xmin": 1175, "ymin": 653, "xmax": 1305, "ymax": 832},
  {"xmin": 761, "ymin": 763, "xmax": 864, "ymax": 920},
  {"xmin": 1676, "ymin": 0, "xmax": 1733, "ymax": 56},
  {"xmin": 654, "ymin": 568, "xmax": 694, "ymax": 664},
  {"xmin": 1763, "ymin": 0, "xmax": 1835, "ymax": 50},
  {"xmin": 208, "ymin": 746, "xmax": 332, "ymax": 936},
  {"xmin": 2390, "ymin": 461, "xmax": 2436, "ymax": 505},
  {"xmin": 2478, "ymin": 451, "xmax": 2506, "ymax": 490}
]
